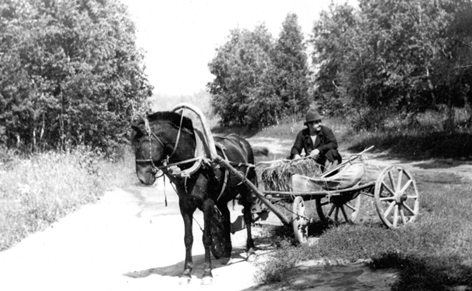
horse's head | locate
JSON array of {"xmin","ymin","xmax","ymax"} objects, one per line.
[
  {"xmin": 131, "ymin": 112, "xmax": 196, "ymax": 185},
  {"xmin": 131, "ymin": 123, "xmax": 165, "ymax": 185}
]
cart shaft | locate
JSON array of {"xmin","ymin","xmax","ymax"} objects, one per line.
[{"xmin": 213, "ymin": 156, "xmax": 291, "ymax": 226}]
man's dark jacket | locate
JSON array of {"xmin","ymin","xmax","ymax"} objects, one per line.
[{"xmin": 290, "ymin": 126, "xmax": 340, "ymax": 162}]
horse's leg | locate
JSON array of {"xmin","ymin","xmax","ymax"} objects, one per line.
[
  {"xmin": 180, "ymin": 200, "xmax": 196, "ymax": 283},
  {"xmin": 241, "ymin": 187, "xmax": 255, "ymax": 258},
  {"xmin": 217, "ymin": 201, "xmax": 232, "ymax": 257},
  {"xmin": 201, "ymin": 198, "xmax": 215, "ymax": 284}
]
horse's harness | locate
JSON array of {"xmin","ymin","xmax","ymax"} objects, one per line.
[
  {"xmin": 136, "ymin": 115, "xmax": 201, "ymax": 177},
  {"xmin": 137, "ymin": 116, "xmax": 254, "ymax": 202}
]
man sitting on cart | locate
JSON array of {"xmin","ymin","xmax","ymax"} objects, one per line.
[{"xmin": 290, "ymin": 109, "xmax": 342, "ymax": 172}]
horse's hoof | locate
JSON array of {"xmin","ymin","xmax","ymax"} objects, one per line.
[
  {"xmin": 247, "ymin": 252, "xmax": 257, "ymax": 262},
  {"xmin": 178, "ymin": 275, "xmax": 192, "ymax": 285},
  {"xmin": 201, "ymin": 276, "xmax": 213, "ymax": 285},
  {"xmin": 246, "ymin": 248, "xmax": 256, "ymax": 262},
  {"xmin": 225, "ymin": 257, "xmax": 236, "ymax": 265},
  {"xmin": 220, "ymin": 257, "xmax": 231, "ymax": 265}
]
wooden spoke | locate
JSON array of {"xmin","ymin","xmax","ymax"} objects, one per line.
[
  {"xmin": 327, "ymin": 204, "xmax": 335, "ymax": 217},
  {"xmin": 316, "ymin": 194, "xmax": 362, "ymax": 224},
  {"xmin": 396, "ymin": 168, "xmax": 403, "ymax": 194},
  {"xmin": 400, "ymin": 179, "xmax": 413, "ymax": 194},
  {"xmin": 400, "ymin": 208, "xmax": 407, "ymax": 225},
  {"xmin": 393, "ymin": 205, "xmax": 399, "ymax": 228},
  {"xmin": 340, "ymin": 205, "xmax": 349, "ymax": 221},
  {"xmin": 388, "ymin": 171, "xmax": 396, "ymax": 191},
  {"xmin": 321, "ymin": 199, "xmax": 331, "ymax": 206},
  {"xmin": 402, "ymin": 203, "xmax": 416, "ymax": 216},
  {"xmin": 380, "ymin": 197, "xmax": 395, "ymax": 201},
  {"xmin": 381, "ymin": 182, "xmax": 396, "ymax": 196},
  {"xmin": 345, "ymin": 201, "xmax": 356, "ymax": 211},
  {"xmin": 384, "ymin": 201, "xmax": 395, "ymax": 218},
  {"xmin": 319, "ymin": 200, "xmax": 331, "ymax": 207},
  {"xmin": 334, "ymin": 206, "xmax": 340, "ymax": 222}
]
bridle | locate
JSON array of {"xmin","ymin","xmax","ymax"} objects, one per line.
[
  {"xmin": 134, "ymin": 118, "xmax": 168, "ymax": 176},
  {"xmin": 135, "ymin": 115, "xmax": 202, "ymax": 178}
]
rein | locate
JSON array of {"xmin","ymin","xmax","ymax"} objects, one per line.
[{"xmin": 135, "ymin": 157, "xmax": 204, "ymax": 171}]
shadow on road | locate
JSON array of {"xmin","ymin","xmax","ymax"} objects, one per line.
[{"xmin": 123, "ymin": 249, "xmax": 249, "ymax": 279}]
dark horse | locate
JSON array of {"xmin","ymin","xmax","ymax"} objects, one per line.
[{"xmin": 131, "ymin": 111, "xmax": 257, "ymax": 284}]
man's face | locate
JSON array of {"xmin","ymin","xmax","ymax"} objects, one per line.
[{"xmin": 307, "ymin": 120, "xmax": 322, "ymax": 133}]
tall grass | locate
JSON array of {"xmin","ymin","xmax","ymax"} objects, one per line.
[
  {"xmin": 0, "ymin": 146, "xmax": 135, "ymax": 251},
  {"xmin": 343, "ymin": 108, "xmax": 472, "ymax": 159}
]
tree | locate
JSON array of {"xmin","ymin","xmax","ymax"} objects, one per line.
[
  {"xmin": 424, "ymin": 0, "xmax": 472, "ymax": 125},
  {"xmin": 208, "ymin": 25, "xmax": 280, "ymax": 128},
  {"xmin": 310, "ymin": 0, "xmax": 472, "ymax": 129},
  {"xmin": 0, "ymin": 0, "xmax": 152, "ymax": 151},
  {"xmin": 273, "ymin": 13, "xmax": 311, "ymax": 116},
  {"xmin": 359, "ymin": 0, "xmax": 472, "ymax": 118},
  {"xmin": 208, "ymin": 14, "xmax": 313, "ymax": 128},
  {"xmin": 310, "ymin": 3, "xmax": 362, "ymax": 115}
]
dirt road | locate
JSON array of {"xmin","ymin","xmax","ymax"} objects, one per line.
[{"xmin": 0, "ymin": 180, "xmax": 266, "ymax": 291}]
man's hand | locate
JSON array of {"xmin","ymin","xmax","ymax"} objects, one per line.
[
  {"xmin": 309, "ymin": 149, "xmax": 320, "ymax": 158},
  {"xmin": 294, "ymin": 154, "xmax": 301, "ymax": 160}
]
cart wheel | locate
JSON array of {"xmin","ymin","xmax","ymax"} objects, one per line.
[
  {"xmin": 374, "ymin": 166, "xmax": 420, "ymax": 228},
  {"xmin": 211, "ymin": 207, "xmax": 226, "ymax": 259},
  {"xmin": 315, "ymin": 192, "xmax": 362, "ymax": 224},
  {"xmin": 292, "ymin": 196, "xmax": 310, "ymax": 244}
]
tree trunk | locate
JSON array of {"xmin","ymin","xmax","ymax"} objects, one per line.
[
  {"xmin": 464, "ymin": 97, "xmax": 472, "ymax": 128},
  {"xmin": 425, "ymin": 66, "xmax": 436, "ymax": 106},
  {"xmin": 444, "ymin": 92, "xmax": 455, "ymax": 133}
]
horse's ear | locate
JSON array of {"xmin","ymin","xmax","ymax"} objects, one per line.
[
  {"xmin": 131, "ymin": 125, "xmax": 144, "ymax": 140},
  {"xmin": 131, "ymin": 125, "xmax": 142, "ymax": 134}
]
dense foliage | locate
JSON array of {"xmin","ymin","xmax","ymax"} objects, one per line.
[
  {"xmin": 208, "ymin": 25, "xmax": 277, "ymax": 127},
  {"xmin": 208, "ymin": 13, "xmax": 310, "ymax": 128},
  {"xmin": 311, "ymin": 0, "xmax": 472, "ymax": 130},
  {"xmin": 0, "ymin": 0, "xmax": 152, "ymax": 152},
  {"xmin": 273, "ymin": 13, "xmax": 311, "ymax": 117},
  {"xmin": 209, "ymin": 1, "xmax": 472, "ymax": 130}
]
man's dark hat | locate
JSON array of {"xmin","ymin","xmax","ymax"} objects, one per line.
[{"xmin": 304, "ymin": 110, "xmax": 322, "ymax": 125}]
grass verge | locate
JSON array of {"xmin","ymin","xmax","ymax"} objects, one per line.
[
  {"xmin": 0, "ymin": 146, "xmax": 135, "ymax": 251},
  {"xmin": 253, "ymin": 159, "xmax": 472, "ymax": 290}
]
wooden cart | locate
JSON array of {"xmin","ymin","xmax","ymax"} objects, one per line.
[{"xmin": 214, "ymin": 150, "xmax": 420, "ymax": 244}]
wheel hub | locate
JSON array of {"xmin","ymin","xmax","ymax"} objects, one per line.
[{"xmin": 395, "ymin": 192, "xmax": 407, "ymax": 204}]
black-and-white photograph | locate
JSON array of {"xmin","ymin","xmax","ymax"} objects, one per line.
[{"xmin": 1, "ymin": 0, "xmax": 471, "ymax": 290}]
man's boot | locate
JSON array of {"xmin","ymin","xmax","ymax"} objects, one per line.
[{"xmin": 324, "ymin": 159, "xmax": 339, "ymax": 173}]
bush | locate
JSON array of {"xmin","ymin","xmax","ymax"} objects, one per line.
[{"xmin": 348, "ymin": 108, "xmax": 389, "ymax": 132}]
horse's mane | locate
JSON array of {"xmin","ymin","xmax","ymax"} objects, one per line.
[{"xmin": 145, "ymin": 111, "xmax": 194, "ymax": 133}]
